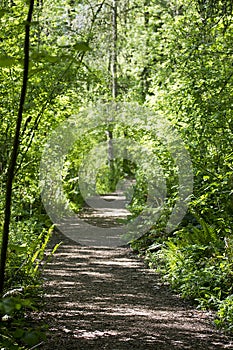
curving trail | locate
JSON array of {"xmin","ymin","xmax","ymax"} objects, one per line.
[{"xmin": 35, "ymin": 231, "xmax": 233, "ymax": 350}]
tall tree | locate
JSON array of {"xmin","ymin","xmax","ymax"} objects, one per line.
[
  {"xmin": 111, "ymin": 0, "xmax": 118, "ymax": 100},
  {"xmin": 0, "ymin": 0, "xmax": 35, "ymax": 294},
  {"xmin": 106, "ymin": 0, "xmax": 118, "ymax": 188}
]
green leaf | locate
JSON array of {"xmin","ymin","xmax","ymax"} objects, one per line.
[
  {"xmin": 15, "ymin": 303, "xmax": 22, "ymax": 311},
  {"xmin": 31, "ymin": 52, "xmax": 58, "ymax": 63},
  {"xmin": 0, "ymin": 298, "xmax": 16, "ymax": 314},
  {"xmin": 13, "ymin": 328, "xmax": 25, "ymax": 339},
  {"xmin": 0, "ymin": 9, "xmax": 8, "ymax": 18},
  {"xmin": 22, "ymin": 331, "xmax": 41, "ymax": 346},
  {"xmin": 73, "ymin": 41, "xmax": 91, "ymax": 52},
  {"xmin": 0, "ymin": 56, "xmax": 17, "ymax": 67}
]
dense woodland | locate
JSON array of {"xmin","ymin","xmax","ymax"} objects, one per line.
[{"xmin": 0, "ymin": 0, "xmax": 233, "ymax": 348}]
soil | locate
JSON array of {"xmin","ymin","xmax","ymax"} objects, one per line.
[
  {"xmin": 31, "ymin": 190, "xmax": 233, "ymax": 349},
  {"xmin": 32, "ymin": 229, "xmax": 233, "ymax": 350}
]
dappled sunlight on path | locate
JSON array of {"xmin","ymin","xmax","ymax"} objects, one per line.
[
  {"xmin": 35, "ymin": 234, "xmax": 233, "ymax": 349},
  {"xmin": 56, "ymin": 189, "xmax": 133, "ymax": 247}
]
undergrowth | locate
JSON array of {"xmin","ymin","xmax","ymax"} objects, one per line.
[
  {"xmin": 131, "ymin": 213, "xmax": 233, "ymax": 333},
  {"xmin": 0, "ymin": 219, "xmax": 60, "ymax": 349}
]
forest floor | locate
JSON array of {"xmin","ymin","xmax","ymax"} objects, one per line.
[
  {"xmin": 32, "ymin": 231, "xmax": 233, "ymax": 350},
  {"xmin": 31, "ymin": 192, "xmax": 233, "ymax": 349}
]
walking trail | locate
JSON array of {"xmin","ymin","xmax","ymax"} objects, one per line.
[{"xmin": 35, "ymin": 191, "xmax": 233, "ymax": 349}]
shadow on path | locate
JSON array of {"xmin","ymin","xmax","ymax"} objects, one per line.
[{"xmin": 35, "ymin": 232, "xmax": 232, "ymax": 350}]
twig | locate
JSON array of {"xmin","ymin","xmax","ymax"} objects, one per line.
[{"xmin": 29, "ymin": 342, "xmax": 45, "ymax": 349}]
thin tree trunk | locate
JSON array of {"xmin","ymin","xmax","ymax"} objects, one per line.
[
  {"xmin": 107, "ymin": 0, "xmax": 118, "ymax": 189},
  {"xmin": 140, "ymin": 0, "xmax": 150, "ymax": 102},
  {"xmin": 0, "ymin": 0, "xmax": 35, "ymax": 295},
  {"xmin": 112, "ymin": 0, "xmax": 118, "ymax": 100}
]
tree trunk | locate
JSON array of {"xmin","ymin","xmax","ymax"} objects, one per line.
[
  {"xmin": 112, "ymin": 0, "xmax": 118, "ymax": 100},
  {"xmin": 0, "ymin": 0, "xmax": 34, "ymax": 295},
  {"xmin": 107, "ymin": 0, "xmax": 118, "ymax": 189},
  {"xmin": 140, "ymin": 0, "xmax": 150, "ymax": 102}
]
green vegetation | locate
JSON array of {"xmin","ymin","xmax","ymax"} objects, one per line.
[
  {"xmin": 0, "ymin": 0, "xmax": 233, "ymax": 347},
  {"xmin": 128, "ymin": 0, "xmax": 233, "ymax": 333}
]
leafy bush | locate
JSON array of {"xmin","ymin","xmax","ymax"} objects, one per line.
[
  {"xmin": 5, "ymin": 223, "xmax": 54, "ymax": 289},
  {"xmin": 0, "ymin": 220, "xmax": 59, "ymax": 349},
  {"xmin": 216, "ymin": 295, "xmax": 233, "ymax": 332},
  {"xmin": 141, "ymin": 215, "xmax": 233, "ymax": 330},
  {"xmin": 0, "ymin": 293, "xmax": 46, "ymax": 349}
]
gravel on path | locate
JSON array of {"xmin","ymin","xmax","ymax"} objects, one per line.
[{"xmin": 33, "ymin": 231, "xmax": 233, "ymax": 350}]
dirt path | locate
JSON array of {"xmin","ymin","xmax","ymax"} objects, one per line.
[{"xmin": 34, "ymin": 231, "xmax": 233, "ymax": 350}]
